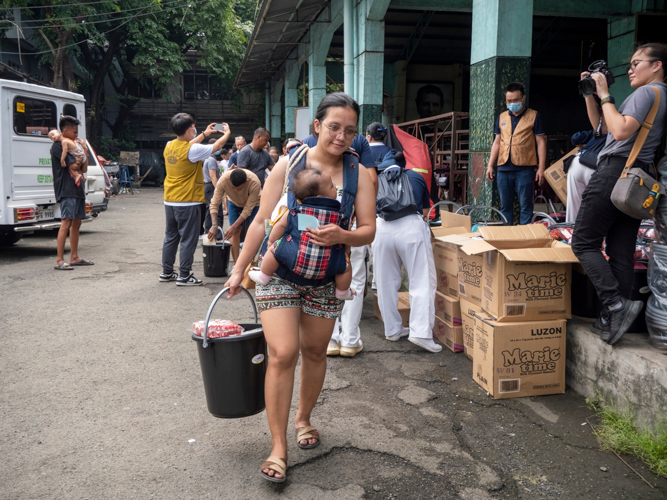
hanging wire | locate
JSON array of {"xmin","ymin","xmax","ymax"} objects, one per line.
[
  {"xmin": 2, "ymin": 0, "xmax": 201, "ymax": 30},
  {"xmin": 0, "ymin": 0, "xmax": 202, "ymax": 55}
]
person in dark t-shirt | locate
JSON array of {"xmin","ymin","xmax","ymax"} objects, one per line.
[
  {"xmin": 51, "ymin": 115, "xmax": 93, "ymax": 270},
  {"xmin": 236, "ymin": 128, "xmax": 274, "ymax": 187}
]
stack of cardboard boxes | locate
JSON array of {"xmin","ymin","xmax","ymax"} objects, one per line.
[
  {"xmin": 430, "ymin": 213, "xmax": 473, "ymax": 354},
  {"xmin": 437, "ymin": 224, "xmax": 578, "ymax": 400}
]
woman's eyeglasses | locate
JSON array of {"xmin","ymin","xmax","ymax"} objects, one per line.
[
  {"xmin": 626, "ymin": 59, "xmax": 658, "ymax": 74},
  {"xmin": 321, "ymin": 121, "xmax": 357, "ymax": 140}
]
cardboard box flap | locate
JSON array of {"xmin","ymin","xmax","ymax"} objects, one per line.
[
  {"xmin": 497, "ymin": 245, "xmax": 578, "ymax": 263},
  {"xmin": 440, "ymin": 211, "xmax": 472, "ymax": 231},
  {"xmin": 461, "ymin": 239, "xmax": 497, "ymax": 256},
  {"xmin": 432, "ymin": 227, "xmax": 470, "ymax": 240},
  {"xmin": 477, "ymin": 225, "xmax": 552, "ymax": 249},
  {"xmin": 436, "ymin": 233, "xmax": 481, "ymax": 246}
]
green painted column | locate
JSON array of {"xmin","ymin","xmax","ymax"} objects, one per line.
[
  {"xmin": 270, "ymin": 77, "xmax": 284, "ymax": 146},
  {"xmin": 284, "ymin": 58, "xmax": 301, "ymax": 139},
  {"xmin": 355, "ymin": 0, "xmax": 391, "ymax": 135},
  {"xmin": 468, "ymin": 0, "xmax": 533, "ymax": 212},
  {"xmin": 607, "ymin": 16, "xmax": 635, "ymax": 104}
]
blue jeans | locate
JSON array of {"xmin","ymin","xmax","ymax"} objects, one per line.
[
  {"xmin": 227, "ymin": 201, "xmax": 259, "ymax": 227},
  {"xmin": 496, "ymin": 169, "xmax": 534, "ymax": 225}
]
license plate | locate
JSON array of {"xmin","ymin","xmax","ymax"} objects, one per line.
[{"xmin": 39, "ymin": 209, "xmax": 54, "ymax": 220}]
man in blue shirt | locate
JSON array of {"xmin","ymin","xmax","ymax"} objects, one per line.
[
  {"xmin": 485, "ymin": 82, "xmax": 547, "ymax": 225},
  {"xmin": 373, "ymin": 150, "xmax": 441, "ymax": 353}
]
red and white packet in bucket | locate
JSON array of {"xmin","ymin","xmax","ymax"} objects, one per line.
[{"xmin": 192, "ymin": 319, "xmax": 244, "ymax": 338}]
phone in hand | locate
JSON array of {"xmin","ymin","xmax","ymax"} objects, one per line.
[{"xmin": 214, "ymin": 123, "xmax": 226, "ymax": 131}]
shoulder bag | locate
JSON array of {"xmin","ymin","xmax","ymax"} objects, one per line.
[{"xmin": 610, "ymin": 86, "xmax": 664, "ymax": 219}]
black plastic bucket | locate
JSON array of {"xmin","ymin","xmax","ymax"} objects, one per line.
[
  {"xmin": 192, "ymin": 287, "xmax": 267, "ymax": 418},
  {"xmin": 202, "ymin": 239, "xmax": 231, "ymax": 277}
]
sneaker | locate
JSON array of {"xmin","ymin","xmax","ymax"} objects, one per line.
[
  {"xmin": 591, "ymin": 309, "xmax": 611, "ymax": 341},
  {"xmin": 339, "ymin": 340, "xmax": 363, "ymax": 358},
  {"xmin": 248, "ymin": 268, "xmax": 271, "ymax": 285},
  {"xmin": 409, "ymin": 337, "xmax": 443, "ymax": 353},
  {"xmin": 386, "ymin": 327, "xmax": 409, "ymax": 342},
  {"xmin": 326, "ymin": 339, "xmax": 340, "ymax": 356},
  {"xmin": 159, "ymin": 271, "xmax": 178, "ymax": 282},
  {"xmin": 606, "ymin": 299, "xmax": 644, "ymax": 346},
  {"xmin": 176, "ymin": 274, "xmax": 203, "ymax": 286}
]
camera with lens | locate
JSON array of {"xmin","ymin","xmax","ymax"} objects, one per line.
[{"xmin": 579, "ymin": 60, "xmax": 615, "ymax": 97}]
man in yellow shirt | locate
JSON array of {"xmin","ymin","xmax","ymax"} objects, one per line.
[
  {"xmin": 207, "ymin": 168, "xmax": 261, "ymax": 264},
  {"xmin": 160, "ymin": 113, "xmax": 230, "ymax": 285}
]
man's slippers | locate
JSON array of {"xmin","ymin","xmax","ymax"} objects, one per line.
[
  {"xmin": 70, "ymin": 259, "xmax": 94, "ymax": 266},
  {"xmin": 54, "ymin": 262, "xmax": 73, "ymax": 271}
]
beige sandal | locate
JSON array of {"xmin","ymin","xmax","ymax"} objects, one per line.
[
  {"xmin": 296, "ymin": 426, "xmax": 321, "ymax": 449},
  {"xmin": 259, "ymin": 456, "xmax": 287, "ymax": 483}
]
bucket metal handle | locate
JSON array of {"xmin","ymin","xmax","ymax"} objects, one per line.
[{"xmin": 202, "ymin": 286, "xmax": 259, "ymax": 348}]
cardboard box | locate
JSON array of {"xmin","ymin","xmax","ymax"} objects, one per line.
[
  {"xmin": 460, "ymin": 299, "xmax": 483, "ymax": 360},
  {"xmin": 437, "ymin": 233, "xmax": 484, "ymax": 307},
  {"xmin": 430, "ymin": 211, "xmax": 471, "ymax": 240},
  {"xmin": 471, "ymin": 308, "xmax": 567, "ymax": 399},
  {"xmin": 435, "ymin": 291, "xmax": 461, "ymax": 325},
  {"xmin": 433, "ymin": 316, "xmax": 464, "ymax": 352},
  {"xmin": 436, "ymin": 268, "xmax": 459, "ymax": 298},
  {"xmin": 374, "ymin": 292, "xmax": 410, "ymax": 327},
  {"xmin": 545, "ymin": 146, "xmax": 581, "ymax": 207},
  {"xmin": 461, "ymin": 225, "xmax": 578, "ymax": 322}
]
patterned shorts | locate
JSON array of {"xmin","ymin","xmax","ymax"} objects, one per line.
[{"xmin": 255, "ymin": 275, "xmax": 343, "ymax": 319}]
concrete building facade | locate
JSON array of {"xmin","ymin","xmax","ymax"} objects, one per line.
[{"xmin": 235, "ymin": 0, "xmax": 667, "ymax": 207}]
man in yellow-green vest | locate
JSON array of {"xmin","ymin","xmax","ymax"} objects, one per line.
[
  {"xmin": 485, "ymin": 82, "xmax": 547, "ymax": 225},
  {"xmin": 160, "ymin": 113, "xmax": 231, "ymax": 286}
]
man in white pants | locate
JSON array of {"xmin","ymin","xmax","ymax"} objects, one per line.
[
  {"xmin": 565, "ymin": 154, "xmax": 595, "ymax": 223},
  {"xmin": 327, "ymin": 243, "xmax": 369, "ymax": 357},
  {"xmin": 374, "ymin": 151, "xmax": 441, "ymax": 353}
]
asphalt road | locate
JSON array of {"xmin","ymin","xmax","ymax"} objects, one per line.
[{"xmin": 1, "ymin": 188, "xmax": 666, "ymax": 499}]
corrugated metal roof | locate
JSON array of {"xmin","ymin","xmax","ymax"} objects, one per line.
[{"xmin": 234, "ymin": 0, "xmax": 331, "ymax": 89}]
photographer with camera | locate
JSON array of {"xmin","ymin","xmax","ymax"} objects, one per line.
[
  {"xmin": 486, "ymin": 82, "xmax": 547, "ymax": 225},
  {"xmin": 572, "ymin": 43, "xmax": 667, "ymax": 346}
]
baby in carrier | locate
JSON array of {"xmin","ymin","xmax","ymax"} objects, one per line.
[{"xmin": 249, "ymin": 168, "xmax": 355, "ymax": 300}]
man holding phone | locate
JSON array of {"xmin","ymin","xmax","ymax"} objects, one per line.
[{"xmin": 160, "ymin": 114, "xmax": 230, "ymax": 285}]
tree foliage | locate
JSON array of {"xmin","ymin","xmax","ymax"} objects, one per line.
[{"xmin": 1, "ymin": 0, "xmax": 256, "ymax": 146}]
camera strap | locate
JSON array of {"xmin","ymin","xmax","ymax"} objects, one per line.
[
  {"xmin": 595, "ymin": 116, "xmax": 603, "ymax": 138},
  {"xmin": 622, "ymin": 85, "xmax": 661, "ymax": 178}
]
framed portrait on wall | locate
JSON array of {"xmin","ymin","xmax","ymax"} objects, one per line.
[{"xmin": 405, "ymin": 82, "xmax": 454, "ymax": 121}]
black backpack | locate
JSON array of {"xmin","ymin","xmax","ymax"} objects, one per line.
[{"xmin": 377, "ymin": 166, "xmax": 419, "ymax": 221}]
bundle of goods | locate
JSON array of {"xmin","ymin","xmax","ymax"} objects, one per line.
[
  {"xmin": 192, "ymin": 319, "xmax": 244, "ymax": 338},
  {"xmin": 644, "ymin": 242, "xmax": 667, "ymax": 349}
]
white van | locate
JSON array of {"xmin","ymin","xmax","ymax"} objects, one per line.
[{"xmin": 0, "ymin": 80, "xmax": 93, "ymax": 245}]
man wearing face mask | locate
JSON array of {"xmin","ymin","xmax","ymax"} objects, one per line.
[
  {"xmin": 160, "ymin": 114, "xmax": 230, "ymax": 285},
  {"xmin": 485, "ymin": 82, "xmax": 547, "ymax": 225}
]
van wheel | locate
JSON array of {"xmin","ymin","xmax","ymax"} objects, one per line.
[{"xmin": 0, "ymin": 232, "xmax": 22, "ymax": 246}]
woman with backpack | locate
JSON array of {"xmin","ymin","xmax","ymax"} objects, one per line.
[
  {"xmin": 374, "ymin": 150, "xmax": 441, "ymax": 353},
  {"xmin": 223, "ymin": 93, "xmax": 376, "ymax": 483},
  {"xmin": 572, "ymin": 42, "xmax": 667, "ymax": 346}
]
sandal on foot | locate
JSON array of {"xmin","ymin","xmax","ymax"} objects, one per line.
[
  {"xmin": 259, "ymin": 456, "xmax": 287, "ymax": 483},
  {"xmin": 54, "ymin": 262, "xmax": 73, "ymax": 271},
  {"xmin": 296, "ymin": 426, "xmax": 320, "ymax": 449}
]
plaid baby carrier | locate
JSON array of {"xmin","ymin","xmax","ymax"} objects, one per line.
[{"xmin": 270, "ymin": 142, "xmax": 359, "ymax": 287}]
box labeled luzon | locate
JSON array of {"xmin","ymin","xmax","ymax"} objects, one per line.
[
  {"xmin": 435, "ymin": 291, "xmax": 461, "ymax": 325},
  {"xmin": 436, "ymin": 233, "xmax": 484, "ymax": 307},
  {"xmin": 460, "ymin": 298, "xmax": 483, "ymax": 360},
  {"xmin": 433, "ymin": 316, "xmax": 464, "ymax": 353},
  {"xmin": 471, "ymin": 310, "xmax": 566, "ymax": 399},
  {"xmin": 461, "ymin": 225, "xmax": 578, "ymax": 322}
]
